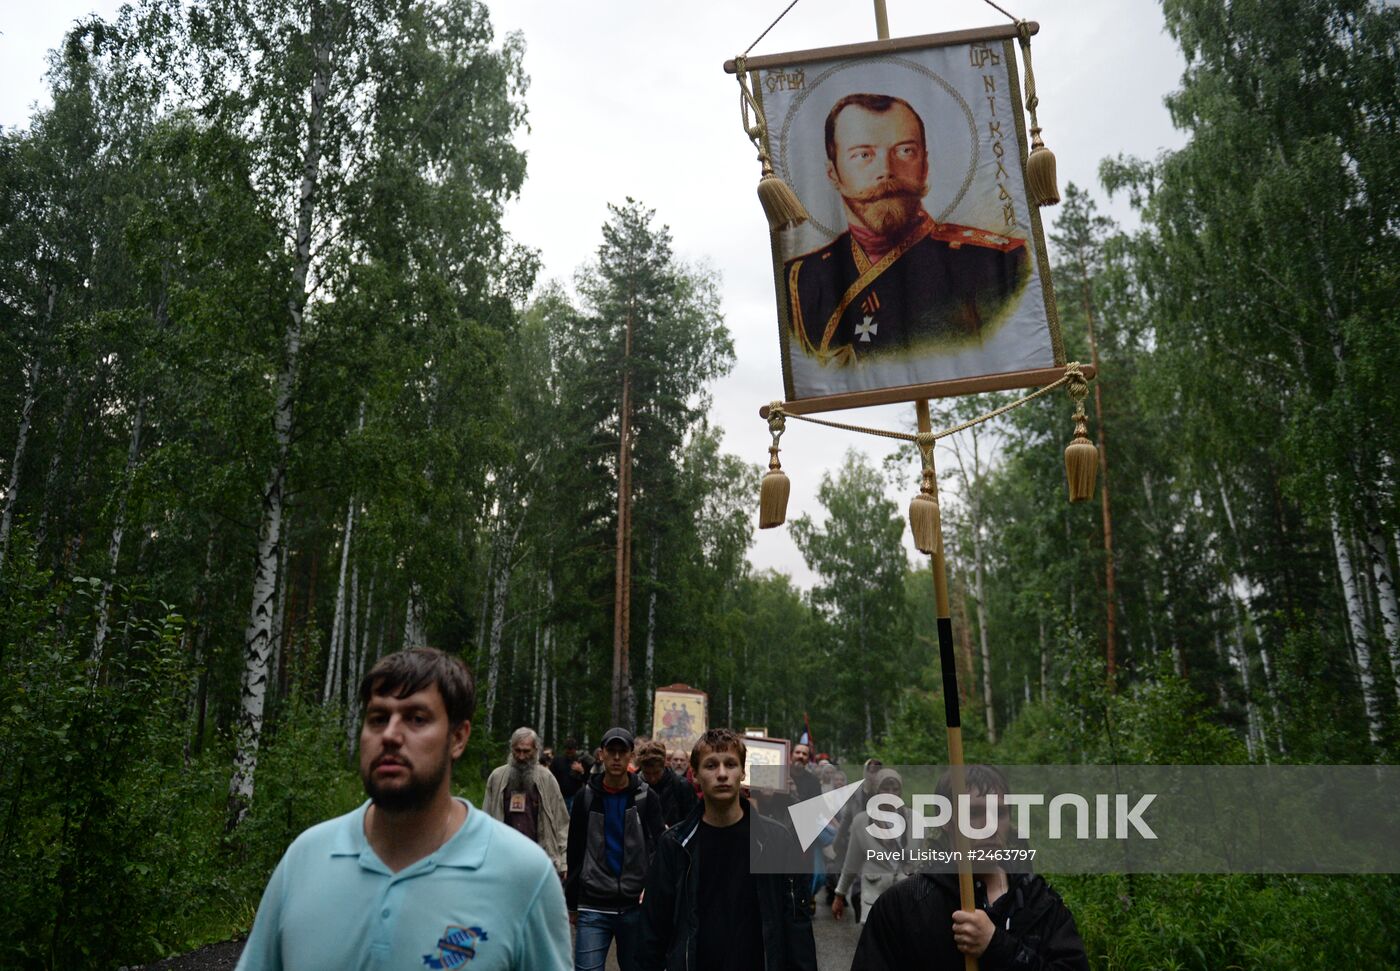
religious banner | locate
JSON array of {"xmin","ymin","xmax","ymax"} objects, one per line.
[
  {"xmin": 742, "ymin": 736, "xmax": 791, "ymax": 793},
  {"xmin": 735, "ymin": 24, "xmax": 1064, "ymax": 413},
  {"xmin": 651, "ymin": 683, "xmax": 708, "ymax": 753}
]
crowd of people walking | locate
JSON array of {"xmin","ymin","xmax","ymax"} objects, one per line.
[{"xmin": 234, "ymin": 647, "xmax": 1089, "ymax": 970}]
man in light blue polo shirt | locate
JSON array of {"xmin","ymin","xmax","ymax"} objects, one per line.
[{"xmin": 236, "ymin": 647, "xmax": 570, "ymax": 971}]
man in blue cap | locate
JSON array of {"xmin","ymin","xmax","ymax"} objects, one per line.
[{"xmin": 566, "ymin": 726, "xmax": 665, "ymax": 971}]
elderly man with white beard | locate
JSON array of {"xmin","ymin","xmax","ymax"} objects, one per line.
[{"xmin": 484, "ymin": 726, "xmax": 569, "ymax": 879}]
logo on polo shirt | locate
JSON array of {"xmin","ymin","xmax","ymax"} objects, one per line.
[{"xmin": 423, "ymin": 925, "xmax": 489, "ymax": 968}]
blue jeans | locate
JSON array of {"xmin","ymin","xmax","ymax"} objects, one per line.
[{"xmin": 574, "ymin": 907, "xmax": 641, "ymax": 971}]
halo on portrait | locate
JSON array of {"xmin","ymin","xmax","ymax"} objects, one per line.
[{"xmin": 775, "ymin": 55, "xmax": 978, "ymax": 258}]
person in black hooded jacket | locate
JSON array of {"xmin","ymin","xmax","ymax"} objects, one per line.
[
  {"xmin": 638, "ymin": 728, "xmax": 817, "ymax": 971},
  {"xmin": 851, "ymin": 764, "xmax": 1088, "ymax": 971},
  {"xmin": 851, "ymin": 869, "xmax": 1089, "ymax": 971}
]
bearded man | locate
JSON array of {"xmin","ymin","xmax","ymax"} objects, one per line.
[
  {"xmin": 236, "ymin": 648, "xmax": 569, "ymax": 970},
  {"xmin": 484, "ymin": 726, "xmax": 569, "ymax": 878},
  {"xmin": 784, "ymin": 93, "xmax": 1029, "ymax": 366}
]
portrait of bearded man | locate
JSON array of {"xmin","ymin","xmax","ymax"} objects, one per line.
[{"xmin": 784, "ymin": 92, "xmax": 1030, "ymax": 367}]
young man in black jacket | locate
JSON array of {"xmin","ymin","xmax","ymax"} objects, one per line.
[
  {"xmin": 566, "ymin": 727, "xmax": 665, "ymax": 971},
  {"xmin": 638, "ymin": 728, "xmax": 818, "ymax": 971},
  {"xmin": 850, "ymin": 765, "xmax": 1089, "ymax": 971}
]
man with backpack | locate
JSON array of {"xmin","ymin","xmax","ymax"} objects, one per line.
[{"xmin": 565, "ymin": 727, "xmax": 665, "ymax": 971}]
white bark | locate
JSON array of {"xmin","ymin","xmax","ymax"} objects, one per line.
[
  {"xmin": 91, "ymin": 400, "xmax": 144, "ymax": 676},
  {"xmin": 344, "ymin": 565, "xmax": 367, "ymax": 753},
  {"xmin": 1364, "ymin": 527, "xmax": 1400, "ymax": 702},
  {"xmin": 1038, "ymin": 615, "xmax": 1048, "ymax": 703},
  {"xmin": 948, "ymin": 430, "xmax": 996, "ymax": 743},
  {"xmin": 537, "ymin": 575, "xmax": 553, "ymax": 728},
  {"xmin": 1227, "ymin": 626, "xmax": 1264, "ymax": 762},
  {"xmin": 403, "ymin": 583, "xmax": 427, "ymax": 649},
  {"xmin": 0, "ymin": 354, "xmax": 42, "ymax": 575},
  {"xmin": 323, "ymin": 497, "xmax": 355, "ymax": 704},
  {"xmin": 269, "ymin": 510, "xmax": 292, "ymax": 695},
  {"xmin": 347, "ymin": 563, "xmax": 361, "ymax": 701},
  {"xmin": 972, "ymin": 525, "xmax": 996, "ymax": 743},
  {"xmin": 229, "ymin": 28, "xmax": 329, "ymax": 828},
  {"xmin": 33, "ymin": 378, "xmax": 75, "ymax": 553},
  {"xmin": 1215, "ymin": 472, "xmax": 1285, "ymax": 752},
  {"xmin": 482, "ymin": 510, "xmax": 525, "ymax": 731},
  {"xmin": 1331, "ymin": 511, "xmax": 1383, "ymax": 745},
  {"xmin": 474, "ymin": 546, "xmax": 495, "ymax": 670}
]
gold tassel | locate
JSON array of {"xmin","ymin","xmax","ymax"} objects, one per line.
[
  {"xmin": 759, "ymin": 406, "xmax": 790, "ymax": 529},
  {"xmin": 1018, "ymin": 24, "xmax": 1060, "ymax": 207},
  {"xmin": 736, "ymin": 56, "xmax": 808, "ymax": 232},
  {"xmin": 1064, "ymin": 366, "xmax": 1098, "ymax": 503},
  {"xmin": 757, "ymin": 158, "xmax": 810, "ymax": 232},
  {"xmin": 1027, "ymin": 127, "xmax": 1060, "ymax": 207},
  {"xmin": 909, "ymin": 437, "xmax": 941, "ymax": 554}
]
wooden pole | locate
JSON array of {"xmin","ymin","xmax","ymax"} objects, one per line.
[
  {"xmin": 918, "ymin": 400, "xmax": 979, "ymax": 971},
  {"xmin": 867, "ymin": 4, "xmax": 976, "ymax": 965},
  {"xmin": 1081, "ymin": 280, "xmax": 1117, "ymax": 689},
  {"xmin": 611, "ymin": 306, "xmax": 634, "ymax": 724}
]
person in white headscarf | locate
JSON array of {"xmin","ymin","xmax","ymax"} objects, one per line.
[{"xmin": 832, "ymin": 768, "xmax": 913, "ymax": 923}]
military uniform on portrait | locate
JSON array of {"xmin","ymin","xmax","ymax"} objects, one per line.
[{"xmin": 785, "ymin": 214, "xmax": 1029, "ymax": 366}]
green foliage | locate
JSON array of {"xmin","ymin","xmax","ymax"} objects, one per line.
[
  {"xmin": 0, "ymin": 540, "xmax": 205, "ymax": 965},
  {"xmin": 1059, "ymin": 872, "xmax": 1400, "ymax": 970},
  {"xmin": 791, "ymin": 451, "xmax": 914, "ymax": 750}
]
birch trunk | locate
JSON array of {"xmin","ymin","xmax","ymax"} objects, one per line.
[
  {"xmin": 537, "ymin": 574, "xmax": 553, "ymax": 728},
  {"xmin": 1229, "ymin": 627, "xmax": 1264, "ymax": 762},
  {"xmin": 972, "ymin": 524, "xmax": 997, "ymax": 743},
  {"xmin": 228, "ymin": 28, "xmax": 329, "ymax": 829},
  {"xmin": 1331, "ymin": 511, "xmax": 1383, "ymax": 744},
  {"xmin": 482, "ymin": 510, "xmax": 525, "ymax": 731},
  {"xmin": 474, "ymin": 545, "xmax": 495, "ymax": 670},
  {"xmin": 0, "ymin": 354, "xmax": 42, "ymax": 575},
  {"xmin": 33, "ymin": 377, "xmax": 75, "ymax": 554},
  {"xmin": 270, "ymin": 509, "xmax": 292, "ymax": 697},
  {"xmin": 91, "ymin": 400, "xmax": 144, "ymax": 676},
  {"xmin": 550, "ymin": 667, "xmax": 558, "ymax": 746},
  {"xmin": 344, "ymin": 565, "xmax": 366, "ymax": 753},
  {"xmin": 1038, "ymin": 615, "xmax": 1048, "ymax": 702},
  {"xmin": 403, "ymin": 583, "xmax": 427, "ymax": 649},
  {"xmin": 323, "ymin": 498, "xmax": 355, "ymax": 704},
  {"xmin": 357, "ymin": 573, "xmax": 375, "ymax": 688},
  {"xmin": 1364, "ymin": 527, "xmax": 1400, "ymax": 702}
]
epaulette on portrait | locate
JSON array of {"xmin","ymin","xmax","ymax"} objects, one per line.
[{"xmin": 929, "ymin": 222, "xmax": 1027, "ymax": 253}]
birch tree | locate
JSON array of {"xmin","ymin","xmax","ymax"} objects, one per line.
[{"xmin": 126, "ymin": 0, "xmax": 529, "ymax": 826}]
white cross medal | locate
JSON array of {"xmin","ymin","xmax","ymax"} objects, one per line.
[{"xmin": 855, "ymin": 315, "xmax": 878, "ymax": 342}]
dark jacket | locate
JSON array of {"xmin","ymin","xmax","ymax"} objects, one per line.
[
  {"xmin": 551, "ymin": 751, "xmax": 589, "ymax": 800},
  {"xmin": 645, "ymin": 766, "xmax": 699, "ymax": 828},
  {"xmin": 565, "ymin": 771, "xmax": 664, "ymax": 912},
  {"xmin": 784, "ymin": 213, "xmax": 1029, "ymax": 364},
  {"xmin": 851, "ymin": 870, "xmax": 1089, "ymax": 971},
  {"xmin": 637, "ymin": 799, "xmax": 818, "ymax": 971}
]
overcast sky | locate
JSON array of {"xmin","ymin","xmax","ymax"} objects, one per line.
[{"xmin": 1, "ymin": 1, "xmax": 1188, "ymax": 588}]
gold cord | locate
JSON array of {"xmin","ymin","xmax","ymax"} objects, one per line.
[{"xmin": 768, "ymin": 363, "xmax": 1086, "ymax": 446}]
